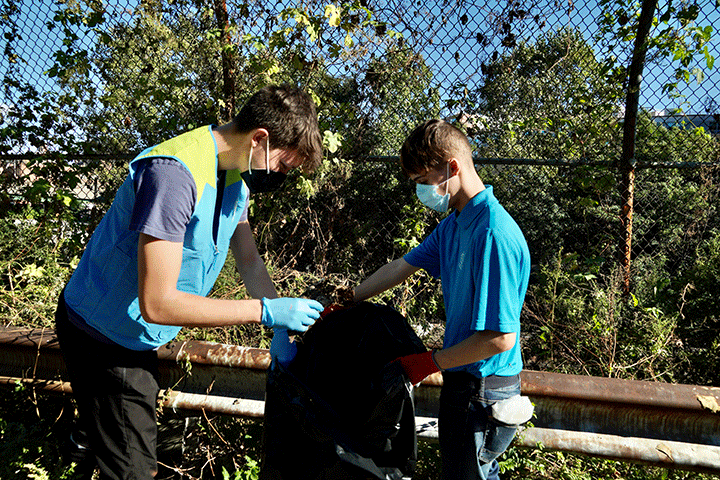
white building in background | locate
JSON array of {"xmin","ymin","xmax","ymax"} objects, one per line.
[{"xmin": 651, "ymin": 111, "xmax": 720, "ymax": 136}]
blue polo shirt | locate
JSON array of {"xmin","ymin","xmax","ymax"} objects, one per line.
[{"xmin": 404, "ymin": 186, "xmax": 530, "ymax": 377}]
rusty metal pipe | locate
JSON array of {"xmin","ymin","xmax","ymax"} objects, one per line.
[
  {"xmin": 161, "ymin": 390, "xmax": 266, "ymax": 418},
  {"xmin": 520, "ymin": 370, "xmax": 719, "ymax": 411},
  {"xmin": 516, "ymin": 428, "xmax": 720, "ymax": 475},
  {"xmin": 3, "ymin": 328, "xmax": 716, "ymax": 411},
  {"xmin": 159, "ymin": 340, "xmax": 271, "ymax": 370},
  {"xmin": 0, "ymin": 375, "xmax": 265, "ymax": 418},
  {"xmin": 528, "ymin": 396, "xmax": 720, "ymax": 446},
  {"xmin": 414, "ymin": 417, "xmax": 720, "ymax": 474},
  {"xmin": 0, "ymin": 375, "xmax": 72, "ymax": 395}
]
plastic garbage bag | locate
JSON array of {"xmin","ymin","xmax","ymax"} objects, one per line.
[{"xmin": 260, "ymin": 302, "xmax": 427, "ymax": 480}]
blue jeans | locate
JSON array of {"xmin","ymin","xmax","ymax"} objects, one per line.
[{"xmin": 438, "ymin": 371, "xmax": 521, "ymax": 480}]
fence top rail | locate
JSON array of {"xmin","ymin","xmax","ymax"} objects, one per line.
[
  {"xmin": 1, "ymin": 154, "xmax": 134, "ymax": 162},
  {"xmin": 366, "ymin": 156, "xmax": 720, "ymax": 169},
  {"xmin": 4, "ymin": 153, "xmax": 719, "ymax": 170}
]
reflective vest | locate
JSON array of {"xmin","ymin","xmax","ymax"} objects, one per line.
[{"xmin": 64, "ymin": 126, "xmax": 249, "ymax": 350}]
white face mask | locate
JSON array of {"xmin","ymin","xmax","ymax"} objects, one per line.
[{"xmin": 415, "ymin": 164, "xmax": 451, "ymax": 212}]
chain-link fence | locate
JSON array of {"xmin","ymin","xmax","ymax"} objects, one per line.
[{"xmin": 2, "ymin": 0, "xmax": 720, "ymax": 382}]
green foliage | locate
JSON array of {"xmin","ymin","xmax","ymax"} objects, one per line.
[
  {"xmin": 249, "ymin": 160, "xmax": 419, "ymax": 278},
  {"xmin": 486, "ymin": 163, "xmax": 618, "ymax": 267},
  {"xmin": 221, "ymin": 456, "xmax": 260, "ymax": 480},
  {"xmin": 361, "ymin": 45, "xmax": 442, "ymax": 155},
  {"xmin": 635, "ymin": 110, "xmax": 720, "ymax": 163},
  {"xmin": 159, "ymin": 414, "xmax": 264, "ymax": 479},
  {"xmin": 682, "ymin": 230, "xmax": 720, "ymax": 320},
  {"xmin": 596, "ymin": 0, "xmax": 716, "ymax": 101},
  {"xmin": 523, "ymin": 250, "xmax": 682, "ymax": 381},
  {"xmin": 0, "ymin": 212, "xmax": 74, "ymax": 328},
  {"xmin": 413, "ymin": 440, "xmax": 442, "ymax": 479},
  {"xmin": 49, "ymin": 0, "xmax": 223, "ymax": 152},
  {"xmin": 393, "ymin": 201, "xmax": 434, "ymax": 251},
  {"xmin": 0, "ymin": 76, "xmax": 87, "ymax": 158},
  {"xmin": 0, "ymin": 384, "xmax": 78, "ymax": 480},
  {"xmin": 0, "ymin": 155, "xmax": 124, "ymax": 328},
  {"xmin": 472, "ymin": 27, "xmax": 624, "ymax": 162},
  {"xmin": 663, "ymin": 229, "xmax": 720, "ymax": 386},
  {"xmin": 21, "ymin": 0, "xmax": 424, "ymax": 160}
]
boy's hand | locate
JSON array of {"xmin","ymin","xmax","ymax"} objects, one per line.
[
  {"xmin": 261, "ymin": 297, "xmax": 323, "ymax": 332},
  {"xmin": 320, "ymin": 285, "xmax": 357, "ymax": 317},
  {"xmin": 397, "ymin": 350, "xmax": 441, "ymax": 385},
  {"xmin": 335, "ymin": 285, "xmax": 355, "ymax": 305}
]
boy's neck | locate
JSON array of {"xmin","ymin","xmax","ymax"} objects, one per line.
[
  {"xmin": 452, "ymin": 173, "xmax": 485, "ymax": 212},
  {"xmin": 213, "ymin": 123, "xmax": 250, "ymax": 171}
]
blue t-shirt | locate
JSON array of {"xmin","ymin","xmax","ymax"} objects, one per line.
[
  {"xmin": 404, "ymin": 186, "xmax": 530, "ymax": 377},
  {"xmin": 131, "ymin": 157, "xmax": 248, "ymax": 241}
]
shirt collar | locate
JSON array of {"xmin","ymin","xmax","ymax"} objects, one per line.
[{"xmin": 455, "ymin": 185, "xmax": 494, "ymax": 230}]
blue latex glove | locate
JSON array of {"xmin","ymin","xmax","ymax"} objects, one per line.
[
  {"xmin": 269, "ymin": 329, "xmax": 297, "ymax": 367},
  {"xmin": 260, "ymin": 297, "xmax": 323, "ymax": 332}
]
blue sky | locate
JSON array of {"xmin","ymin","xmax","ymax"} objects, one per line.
[
  {"xmin": 7, "ymin": 0, "xmax": 720, "ymax": 120},
  {"xmin": 393, "ymin": 0, "xmax": 720, "ymax": 114}
]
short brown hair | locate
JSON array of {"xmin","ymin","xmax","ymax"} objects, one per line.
[
  {"xmin": 234, "ymin": 84, "xmax": 322, "ymax": 173},
  {"xmin": 400, "ymin": 119, "xmax": 472, "ymax": 176}
]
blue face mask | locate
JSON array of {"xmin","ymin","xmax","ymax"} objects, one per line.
[
  {"xmin": 240, "ymin": 135, "xmax": 287, "ymax": 194},
  {"xmin": 416, "ymin": 165, "xmax": 451, "ymax": 212}
]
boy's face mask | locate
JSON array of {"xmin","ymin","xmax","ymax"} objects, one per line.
[
  {"xmin": 416, "ymin": 164, "xmax": 451, "ymax": 212},
  {"xmin": 240, "ymin": 135, "xmax": 287, "ymax": 194}
]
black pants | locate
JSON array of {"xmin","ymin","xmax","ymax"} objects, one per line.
[{"xmin": 55, "ymin": 290, "xmax": 160, "ymax": 480}]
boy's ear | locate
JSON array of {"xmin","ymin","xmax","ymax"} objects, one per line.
[
  {"xmin": 251, "ymin": 128, "xmax": 269, "ymax": 146},
  {"xmin": 448, "ymin": 157, "xmax": 461, "ymax": 176}
]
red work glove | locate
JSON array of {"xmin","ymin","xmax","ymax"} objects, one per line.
[
  {"xmin": 397, "ymin": 350, "xmax": 441, "ymax": 385},
  {"xmin": 320, "ymin": 303, "xmax": 347, "ymax": 318}
]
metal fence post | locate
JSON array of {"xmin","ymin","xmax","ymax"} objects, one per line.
[
  {"xmin": 213, "ymin": 0, "xmax": 236, "ymax": 122},
  {"xmin": 619, "ymin": 0, "xmax": 658, "ymax": 296}
]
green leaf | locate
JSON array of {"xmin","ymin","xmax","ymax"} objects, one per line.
[
  {"xmin": 323, "ymin": 130, "xmax": 343, "ymax": 153},
  {"xmin": 325, "ymin": 4, "xmax": 341, "ymax": 27},
  {"xmin": 306, "ymin": 23, "xmax": 318, "ymax": 42},
  {"xmin": 704, "ymin": 47, "xmax": 715, "ymax": 69},
  {"xmin": 691, "ymin": 67, "xmax": 705, "ymax": 83}
]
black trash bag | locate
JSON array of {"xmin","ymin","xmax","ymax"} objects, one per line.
[{"xmin": 260, "ymin": 302, "xmax": 427, "ymax": 480}]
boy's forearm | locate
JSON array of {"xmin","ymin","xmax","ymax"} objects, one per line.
[
  {"xmin": 230, "ymin": 221, "xmax": 278, "ymax": 299},
  {"xmin": 354, "ymin": 258, "xmax": 418, "ymax": 302},
  {"xmin": 138, "ymin": 232, "xmax": 268, "ymax": 327},
  {"xmin": 236, "ymin": 254, "xmax": 278, "ymax": 299},
  {"xmin": 433, "ymin": 330, "xmax": 516, "ymax": 370},
  {"xmin": 353, "ymin": 273, "xmax": 386, "ymax": 302},
  {"xmin": 141, "ymin": 291, "xmax": 264, "ymax": 327}
]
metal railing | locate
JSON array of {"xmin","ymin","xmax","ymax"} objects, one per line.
[{"xmin": 0, "ymin": 326, "xmax": 718, "ymax": 474}]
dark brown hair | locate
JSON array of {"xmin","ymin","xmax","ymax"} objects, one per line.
[
  {"xmin": 400, "ymin": 119, "xmax": 472, "ymax": 176},
  {"xmin": 233, "ymin": 84, "xmax": 322, "ymax": 173}
]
